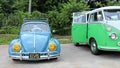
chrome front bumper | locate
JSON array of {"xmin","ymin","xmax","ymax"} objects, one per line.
[{"xmin": 9, "ymin": 50, "xmax": 60, "ymax": 60}]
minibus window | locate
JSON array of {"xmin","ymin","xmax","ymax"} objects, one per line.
[
  {"xmin": 82, "ymin": 15, "xmax": 86, "ymax": 23},
  {"xmin": 73, "ymin": 13, "xmax": 86, "ymax": 23},
  {"xmin": 89, "ymin": 14, "xmax": 94, "ymax": 22},
  {"xmin": 97, "ymin": 11, "xmax": 103, "ymax": 21},
  {"xmin": 73, "ymin": 12, "xmax": 82, "ymax": 23},
  {"xmin": 89, "ymin": 12, "xmax": 97, "ymax": 23},
  {"xmin": 104, "ymin": 9, "xmax": 120, "ymax": 20}
]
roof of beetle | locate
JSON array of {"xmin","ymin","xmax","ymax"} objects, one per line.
[{"xmin": 23, "ymin": 18, "xmax": 49, "ymax": 23}]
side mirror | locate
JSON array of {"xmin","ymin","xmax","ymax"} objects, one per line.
[
  {"xmin": 97, "ymin": 14, "xmax": 102, "ymax": 21},
  {"xmin": 52, "ymin": 30, "xmax": 56, "ymax": 33}
]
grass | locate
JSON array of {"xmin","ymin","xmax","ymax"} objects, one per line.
[
  {"xmin": 0, "ymin": 34, "xmax": 71, "ymax": 45},
  {"xmin": 0, "ymin": 34, "xmax": 18, "ymax": 45},
  {"xmin": 53, "ymin": 35, "xmax": 71, "ymax": 44}
]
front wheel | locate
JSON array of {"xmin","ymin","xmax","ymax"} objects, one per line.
[{"xmin": 90, "ymin": 39, "xmax": 101, "ymax": 55}]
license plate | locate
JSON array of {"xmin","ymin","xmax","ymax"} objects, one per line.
[{"xmin": 29, "ymin": 53, "xmax": 40, "ymax": 59}]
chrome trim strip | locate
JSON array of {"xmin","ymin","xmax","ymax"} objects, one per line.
[
  {"xmin": 10, "ymin": 54, "xmax": 60, "ymax": 60},
  {"xmin": 34, "ymin": 32, "xmax": 36, "ymax": 52},
  {"xmin": 100, "ymin": 48, "xmax": 118, "ymax": 51},
  {"xmin": 9, "ymin": 51, "xmax": 60, "ymax": 60},
  {"xmin": 11, "ymin": 51, "xmax": 58, "ymax": 54},
  {"xmin": 78, "ymin": 42, "xmax": 88, "ymax": 45},
  {"xmin": 88, "ymin": 22, "xmax": 104, "ymax": 24},
  {"xmin": 20, "ymin": 50, "xmax": 22, "ymax": 60},
  {"xmin": 47, "ymin": 50, "xmax": 50, "ymax": 59}
]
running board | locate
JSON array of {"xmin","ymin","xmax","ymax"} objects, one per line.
[
  {"xmin": 79, "ymin": 42, "xmax": 88, "ymax": 45},
  {"xmin": 100, "ymin": 48, "xmax": 118, "ymax": 51}
]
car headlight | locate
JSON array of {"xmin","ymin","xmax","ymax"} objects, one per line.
[
  {"xmin": 13, "ymin": 43, "xmax": 21, "ymax": 52},
  {"xmin": 109, "ymin": 33, "xmax": 118, "ymax": 40},
  {"xmin": 49, "ymin": 42, "xmax": 56, "ymax": 51}
]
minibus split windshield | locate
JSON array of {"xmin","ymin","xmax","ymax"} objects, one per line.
[{"xmin": 104, "ymin": 9, "xmax": 120, "ymax": 21}]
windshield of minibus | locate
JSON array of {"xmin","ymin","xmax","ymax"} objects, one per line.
[{"xmin": 104, "ymin": 9, "xmax": 120, "ymax": 21}]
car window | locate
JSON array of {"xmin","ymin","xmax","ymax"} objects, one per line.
[
  {"xmin": 22, "ymin": 22, "xmax": 50, "ymax": 32},
  {"xmin": 73, "ymin": 12, "xmax": 86, "ymax": 23},
  {"xmin": 104, "ymin": 9, "xmax": 120, "ymax": 20},
  {"xmin": 89, "ymin": 11, "xmax": 103, "ymax": 23}
]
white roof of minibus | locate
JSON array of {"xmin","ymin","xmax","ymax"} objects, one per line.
[
  {"xmin": 89, "ymin": 6, "xmax": 120, "ymax": 13},
  {"xmin": 80, "ymin": 11, "xmax": 90, "ymax": 15}
]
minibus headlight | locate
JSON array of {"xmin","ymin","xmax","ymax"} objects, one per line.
[{"xmin": 109, "ymin": 33, "xmax": 118, "ymax": 40}]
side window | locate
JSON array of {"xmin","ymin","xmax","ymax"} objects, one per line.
[
  {"xmin": 89, "ymin": 12, "xmax": 103, "ymax": 23},
  {"xmin": 73, "ymin": 12, "xmax": 81, "ymax": 24},
  {"xmin": 73, "ymin": 13, "xmax": 86, "ymax": 24},
  {"xmin": 81, "ymin": 15, "xmax": 86, "ymax": 23},
  {"xmin": 97, "ymin": 11, "xmax": 103, "ymax": 21},
  {"xmin": 94, "ymin": 12, "xmax": 98, "ymax": 21},
  {"xmin": 89, "ymin": 14, "xmax": 94, "ymax": 22}
]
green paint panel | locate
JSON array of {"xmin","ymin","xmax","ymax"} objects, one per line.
[
  {"xmin": 72, "ymin": 22, "xmax": 120, "ymax": 51},
  {"xmin": 88, "ymin": 23, "xmax": 120, "ymax": 51},
  {"xmin": 72, "ymin": 24, "xmax": 87, "ymax": 43},
  {"xmin": 105, "ymin": 25, "xmax": 120, "ymax": 49},
  {"xmin": 88, "ymin": 23, "xmax": 107, "ymax": 48}
]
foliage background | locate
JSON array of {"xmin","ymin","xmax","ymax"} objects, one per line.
[{"xmin": 0, "ymin": 0, "xmax": 120, "ymax": 35}]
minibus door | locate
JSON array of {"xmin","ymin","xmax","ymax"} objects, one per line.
[{"xmin": 72, "ymin": 13, "xmax": 87, "ymax": 44}]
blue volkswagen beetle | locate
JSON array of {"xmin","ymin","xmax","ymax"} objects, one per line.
[{"xmin": 8, "ymin": 20, "xmax": 61, "ymax": 61}]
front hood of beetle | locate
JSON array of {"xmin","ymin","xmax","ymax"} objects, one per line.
[
  {"xmin": 20, "ymin": 33, "xmax": 50, "ymax": 52},
  {"xmin": 106, "ymin": 21, "xmax": 120, "ymax": 30}
]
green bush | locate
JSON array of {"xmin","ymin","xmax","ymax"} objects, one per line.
[
  {"xmin": 8, "ymin": 26, "xmax": 20, "ymax": 34},
  {"xmin": 0, "ymin": 26, "xmax": 20, "ymax": 34},
  {"xmin": 0, "ymin": 0, "xmax": 89, "ymax": 35},
  {"xmin": 47, "ymin": 0, "xmax": 88, "ymax": 35},
  {"xmin": 31, "ymin": 11, "xmax": 47, "ymax": 19},
  {"xmin": 0, "ymin": 28, "xmax": 6, "ymax": 34}
]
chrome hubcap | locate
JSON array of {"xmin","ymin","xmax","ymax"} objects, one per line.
[{"xmin": 91, "ymin": 43, "xmax": 96, "ymax": 52}]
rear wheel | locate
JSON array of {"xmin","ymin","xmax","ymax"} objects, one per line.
[
  {"xmin": 90, "ymin": 39, "xmax": 101, "ymax": 55},
  {"xmin": 12, "ymin": 59, "xmax": 19, "ymax": 61},
  {"xmin": 74, "ymin": 43, "xmax": 79, "ymax": 46}
]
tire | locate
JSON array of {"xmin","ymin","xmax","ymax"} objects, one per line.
[
  {"xmin": 74, "ymin": 43, "xmax": 79, "ymax": 46},
  {"xmin": 90, "ymin": 39, "xmax": 101, "ymax": 55},
  {"xmin": 52, "ymin": 57, "xmax": 58, "ymax": 60},
  {"xmin": 12, "ymin": 59, "xmax": 19, "ymax": 61}
]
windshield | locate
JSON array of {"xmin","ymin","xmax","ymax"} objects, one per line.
[
  {"xmin": 104, "ymin": 9, "xmax": 120, "ymax": 21},
  {"xmin": 21, "ymin": 22, "xmax": 50, "ymax": 32}
]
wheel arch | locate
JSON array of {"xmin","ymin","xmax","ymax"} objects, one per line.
[
  {"xmin": 50, "ymin": 38, "xmax": 61, "ymax": 53},
  {"xmin": 89, "ymin": 37, "xmax": 95, "ymax": 45},
  {"xmin": 89, "ymin": 37, "xmax": 102, "ymax": 55}
]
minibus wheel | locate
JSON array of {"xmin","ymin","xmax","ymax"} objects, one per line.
[
  {"xmin": 12, "ymin": 59, "xmax": 19, "ymax": 61},
  {"xmin": 74, "ymin": 43, "xmax": 79, "ymax": 46},
  {"xmin": 90, "ymin": 39, "xmax": 101, "ymax": 55}
]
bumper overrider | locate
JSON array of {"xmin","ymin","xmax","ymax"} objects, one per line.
[{"xmin": 9, "ymin": 50, "xmax": 60, "ymax": 60}]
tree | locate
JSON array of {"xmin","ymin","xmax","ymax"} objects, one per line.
[
  {"xmin": 31, "ymin": 0, "xmax": 69, "ymax": 13},
  {"xmin": 0, "ymin": 0, "xmax": 15, "ymax": 14},
  {"xmin": 12, "ymin": 0, "xmax": 29, "ymax": 12},
  {"xmin": 47, "ymin": 0, "xmax": 89, "ymax": 35},
  {"xmin": 87, "ymin": 0, "xmax": 107, "ymax": 9}
]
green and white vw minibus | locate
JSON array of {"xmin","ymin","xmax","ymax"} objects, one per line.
[{"xmin": 72, "ymin": 6, "xmax": 120, "ymax": 55}]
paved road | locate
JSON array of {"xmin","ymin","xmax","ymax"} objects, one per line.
[{"xmin": 1, "ymin": 44, "xmax": 120, "ymax": 68}]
